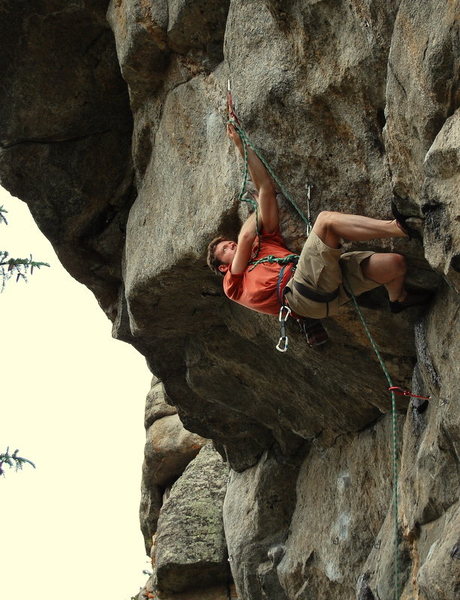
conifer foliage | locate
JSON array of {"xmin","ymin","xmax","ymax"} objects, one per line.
[
  {"xmin": 1, "ymin": 202, "xmax": 44, "ymax": 476},
  {"xmin": 0, "ymin": 205, "xmax": 50, "ymax": 291},
  {"xmin": 0, "ymin": 447, "xmax": 35, "ymax": 476}
]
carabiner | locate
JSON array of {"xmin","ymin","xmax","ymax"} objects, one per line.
[
  {"xmin": 278, "ymin": 304, "xmax": 291, "ymax": 322},
  {"xmin": 276, "ymin": 336, "xmax": 289, "ymax": 353}
]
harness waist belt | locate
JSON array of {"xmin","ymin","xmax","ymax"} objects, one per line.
[{"xmin": 292, "ymin": 280, "xmax": 340, "ymax": 303}]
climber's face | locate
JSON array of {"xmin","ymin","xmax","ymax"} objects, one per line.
[{"xmin": 214, "ymin": 240, "xmax": 237, "ymax": 271}]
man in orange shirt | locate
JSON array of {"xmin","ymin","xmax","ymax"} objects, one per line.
[{"xmin": 207, "ymin": 124, "xmax": 430, "ymax": 334}]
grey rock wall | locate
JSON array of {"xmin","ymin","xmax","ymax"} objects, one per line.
[
  {"xmin": 153, "ymin": 443, "xmax": 230, "ymax": 593},
  {"xmin": 1, "ymin": 1, "xmax": 459, "ymax": 599},
  {"xmin": 0, "ymin": 0, "xmax": 134, "ymax": 315}
]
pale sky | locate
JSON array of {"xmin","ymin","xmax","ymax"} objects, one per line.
[{"xmin": 1, "ymin": 187, "xmax": 151, "ymax": 599}]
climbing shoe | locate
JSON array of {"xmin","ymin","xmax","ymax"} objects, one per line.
[
  {"xmin": 391, "ymin": 200, "xmax": 424, "ymax": 241},
  {"xmin": 389, "ymin": 289, "xmax": 435, "ymax": 313},
  {"xmin": 298, "ymin": 318, "xmax": 329, "ymax": 347}
]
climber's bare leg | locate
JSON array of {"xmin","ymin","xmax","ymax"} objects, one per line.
[
  {"xmin": 313, "ymin": 211, "xmax": 406, "ymax": 250},
  {"xmin": 361, "ymin": 254, "xmax": 407, "ymax": 302}
]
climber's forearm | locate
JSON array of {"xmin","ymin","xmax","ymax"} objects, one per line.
[
  {"xmin": 229, "ymin": 127, "xmax": 273, "ymax": 193},
  {"xmin": 246, "ymin": 146, "xmax": 275, "ymax": 197},
  {"xmin": 238, "ymin": 212, "xmax": 257, "ymax": 241},
  {"xmin": 227, "ymin": 123, "xmax": 278, "ymax": 233},
  {"xmin": 231, "ymin": 214, "xmax": 258, "ymax": 274}
]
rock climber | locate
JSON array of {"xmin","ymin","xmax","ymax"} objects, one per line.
[{"xmin": 207, "ymin": 123, "xmax": 432, "ymax": 343}]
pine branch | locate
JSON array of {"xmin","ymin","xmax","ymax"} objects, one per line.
[
  {"xmin": 0, "ymin": 447, "xmax": 36, "ymax": 476},
  {"xmin": 0, "ymin": 205, "xmax": 8, "ymax": 225},
  {"xmin": 0, "ymin": 251, "xmax": 50, "ymax": 292}
]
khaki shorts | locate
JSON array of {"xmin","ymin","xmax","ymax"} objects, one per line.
[{"xmin": 284, "ymin": 230, "xmax": 380, "ymax": 319}]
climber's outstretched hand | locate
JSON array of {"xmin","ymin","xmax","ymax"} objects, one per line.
[{"xmin": 227, "ymin": 123, "xmax": 243, "ymax": 153}]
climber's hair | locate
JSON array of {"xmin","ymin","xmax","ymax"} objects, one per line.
[{"xmin": 207, "ymin": 236, "xmax": 227, "ymax": 276}]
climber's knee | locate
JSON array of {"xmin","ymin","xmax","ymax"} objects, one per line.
[
  {"xmin": 391, "ymin": 253, "xmax": 407, "ymax": 278},
  {"xmin": 362, "ymin": 252, "xmax": 406, "ymax": 284},
  {"xmin": 313, "ymin": 211, "xmax": 341, "ymax": 247},
  {"xmin": 314, "ymin": 211, "xmax": 335, "ymax": 231}
]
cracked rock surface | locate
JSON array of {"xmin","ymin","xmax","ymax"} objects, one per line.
[{"xmin": 1, "ymin": 1, "xmax": 459, "ymax": 599}]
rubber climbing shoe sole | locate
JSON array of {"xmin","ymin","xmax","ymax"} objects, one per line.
[{"xmin": 391, "ymin": 200, "xmax": 424, "ymax": 241}]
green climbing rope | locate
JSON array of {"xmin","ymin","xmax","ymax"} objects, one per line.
[
  {"xmin": 248, "ymin": 253, "xmax": 299, "ymax": 271},
  {"xmin": 343, "ymin": 275, "xmax": 400, "ymax": 600},
  {"xmin": 229, "ymin": 118, "xmax": 313, "ymax": 232},
  {"xmin": 230, "ymin": 117, "xmax": 401, "ymax": 599},
  {"xmin": 236, "ymin": 131, "xmax": 261, "ymax": 236}
]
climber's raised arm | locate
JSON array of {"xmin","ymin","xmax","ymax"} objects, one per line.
[
  {"xmin": 227, "ymin": 124, "xmax": 279, "ymax": 234},
  {"xmin": 230, "ymin": 212, "xmax": 257, "ymax": 275}
]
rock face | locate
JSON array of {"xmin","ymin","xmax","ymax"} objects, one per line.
[
  {"xmin": 0, "ymin": 0, "xmax": 134, "ymax": 316},
  {"xmin": 140, "ymin": 377, "xmax": 207, "ymax": 553},
  {"xmin": 1, "ymin": 1, "xmax": 459, "ymax": 599},
  {"xmin": 153, "ymin": 443, "xmax": 230, "ymax": 593}
]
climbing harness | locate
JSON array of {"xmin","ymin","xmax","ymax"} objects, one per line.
[
  {"xmin": 225, "ymin": 84, "xmax": 423, "ymax": 599},
  {"xmin": 292, "ymin": 280, "xmax": 339, "ymax": 304}
]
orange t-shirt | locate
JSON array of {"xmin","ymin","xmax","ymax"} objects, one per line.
[{"xmin": 223, "ymin": 230, "xmax": 296, "ymax": 316}]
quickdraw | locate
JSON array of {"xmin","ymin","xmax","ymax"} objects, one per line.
[
  {"xmin": 227, "ymin": 79, "xmax": 241, "ymax": 127},
  {"xmin": 276, "ymin": 304, "xmax": 291, "ymax": 352}
]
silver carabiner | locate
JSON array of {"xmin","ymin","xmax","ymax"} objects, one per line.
[
  {"xmin": 276, "ymin": 335, "xmax": 289, "ymax": 353},
  {"xmin": 278, "ymin": 305, "xmax": 291, "ymax": 322}
]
